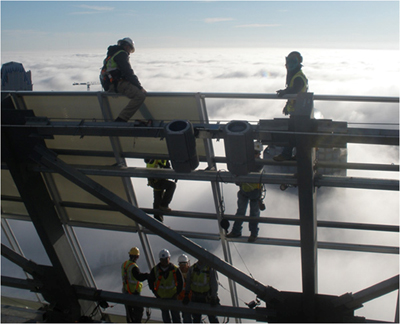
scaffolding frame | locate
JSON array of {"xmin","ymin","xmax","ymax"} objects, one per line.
[{"xmin": 1, "ymin": 91, "xmax": 399, "ymax": 322}]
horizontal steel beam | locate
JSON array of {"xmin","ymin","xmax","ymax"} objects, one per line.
[
  {"xmin": 3, "ymin": 90, "xmax": 399, "ymax": 103},
  {"xmin": 3, "ymin": 196, "xmax": 399, "ymax": 233},
  {"xmin": 30, "ymin": 145, "xmax": 282, "ymax": 303},
  {"xmin": 334, "ymin": 275, "xmax": 399, "ymax": 310},
  {"xmin": 3, "ymin": 121, "xmax": 398, "ymax": 146},
  {"xmin": 32, "ymin": 164, "xmax": 399, "ymax": 191}
]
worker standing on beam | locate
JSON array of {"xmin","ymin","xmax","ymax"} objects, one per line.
[
  {"xmin": 182, "ymin": 258, "xmax": 220, "ymax": 323},
  {"xmin": 149, "ymin": 249, "xmax": 184, "ymax": 323},
  {"xmin": 226, "ymin": 142, "xmax": 264, "ymax": 243},
  {"xmin": 273, "ymin": 51, "xmax": 309, "ymax": 162},
  {"xmin": 177, "ymin": 254, "xmax": 192, "ymax": 323},
  {"xmin": 145, "ymin": 159, "xmax": 176, "ymax": 223},
  {"xmin": 100, "ymin": 37, "xmax": 148, "ymax": 123},
  {"xmin": 121, "ymin": 247, "xmax": 149, "ymax": 323}
]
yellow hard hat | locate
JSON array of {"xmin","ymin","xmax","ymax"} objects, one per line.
[{"xmin": 129, "ymin": 247, "xmax": 140, "ymax": 256}]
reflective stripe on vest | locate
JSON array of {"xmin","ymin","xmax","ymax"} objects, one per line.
[
  {"xmin": 153, "ymin": 265, "xmax": 178, "ymax": 299},
  {"xmin": 121, "ymin": 260, "xmax": 142, "ymax": 294},
  {"xmin": 241, "ymin": 182, "xmax": 261, "ymax": 192},
  {"xmin": 146, "ymin": 160, "xmax": 167, "ymax": 186},
  {"xmin": 106, "ymin": 50, "xmax": 126, "ymax": 75},
  {"xmin": 286, "ymin": 70, "xmax": 308, "ymax": 113},
  {"xmin": 190, "ymin": 265, "xmax": 210, "ymax": 293}
]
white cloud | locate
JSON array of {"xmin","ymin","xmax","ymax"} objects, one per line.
[
  {"xmin": 235, "ymin": 24, "xmax": 281, "ymax": 28},
  {"xmin": 204, "ymin": 17, "xmax": 234, "ymax": 23},
  {"xmin": 70, "ymin": 4, "xmax": 114, "ymax": 15},
  {"xmin": 1, "ymin": 47, "xmax": 398, "ymax": 322}
]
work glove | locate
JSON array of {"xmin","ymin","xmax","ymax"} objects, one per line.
[
  {"xmin": 209, "ymin": 296, "xmax": 220, "ymax": 307},
  {"xmin": 276, "ymin": 89, "xmax": 286, "ymax": 98},
  {"xmin": 182, "ymin": 296, "xmax": 190, "ymax": 305},
  {"xmin": 282, "ymin": 105, "xmax": 289, "ymax": 116}
]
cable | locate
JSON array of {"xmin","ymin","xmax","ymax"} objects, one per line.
[{"xmin": 231, "ymin": 242, "xmax": 254, "ymax": 280}]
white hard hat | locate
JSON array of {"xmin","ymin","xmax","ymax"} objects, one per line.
[
  {"xmin": 159, "ymin": 249, "xmax": 171, "ymax": 259},
  {"xmin": 178, "ymin": 254, "xmax": 189, "ymax": 263},
  {"xmin": 118, "ymin": 37, "xmax": 135, "ymax": 50}
]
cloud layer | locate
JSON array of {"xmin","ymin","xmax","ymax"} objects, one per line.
[{"xmin": 1, "ymin": 47, "xmax": 399, "ymax": 321}]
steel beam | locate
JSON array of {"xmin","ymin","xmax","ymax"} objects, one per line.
[
  {"xmin": 29, "ymin": 144, "xmax": 282, "ymax": 303},
  {"xmin": 30, "ymin": 164, "xmax": 399, "ymax": 191},
  {"xmin": 334, "ymin": 275, "xmax": 399, "ymax": 310},
  {"xmin": 292, "ymin": 93, "xmax": 318, "ymax": 320}
]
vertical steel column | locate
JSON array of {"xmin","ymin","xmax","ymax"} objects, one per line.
[
  {"xmin": 292, "ymin": 93, "xmax": 318, "ymax": 320},
  {"xmin": 2, "ymin": 125, "xmax": 85, "ymax": 320},
  {"xmin": 97, "ymin": 93, "xmax": 155, "ymax": 269},
  {"xmin": 1, "ymin": 218, "xmax": 44, "ymax": 303},
  {"xmin": 195, "ymin": 93, "xmax": 241, "ymax": 319}
]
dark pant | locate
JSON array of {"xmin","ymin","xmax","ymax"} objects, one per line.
[
  {"xmin": 151, "ymin": 179, "xmax": 176, "ymax": 220},
  {"xmin": 190, "ymin": 293, "xmax": 219, "ymax": 323},
  {"xmin": 161, "ymin": 308, "xmax": 181, "ymax": 323},
  {"xmin": 125, "ymin": 303, "xmax": 143, "ymax": 323}
]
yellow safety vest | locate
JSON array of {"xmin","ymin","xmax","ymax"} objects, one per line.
[
  {"xmin": 286, "ymin": 70, "xmax": 308, "ymax": 113},
  {"xmin": 106, "ymin": 50, "xmax": 126, "ymax": 76},
  {"xmin": 121, "ymin": 260, "xmax": 143, "ymax": 294},
  {"xmin": 190, "ymin": 264, "xmax": 211, "ymax": 294},
  {"xmin": 241, "ymin": 182, "xmax": 261, "ymax": 192},
  {"xmin": 146, "ymin": 160, "xmax": 168, "ymax": 187},
  {"xmin": 153, "ymin": 265, "xmax": 178, "ymax": 299}
]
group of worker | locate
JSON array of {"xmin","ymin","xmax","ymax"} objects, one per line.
[
  {"xmin": 122, "ymin": 247, "xmax": 219, "ymax": 323},
  {"xmin": 102, "ymin": 37, "xmax": 308, "ymax": 242}
]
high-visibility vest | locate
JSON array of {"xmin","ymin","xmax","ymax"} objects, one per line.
[
  {"xmin": 190, "ymin": 264, "xmax": 211, "ymax": 294},
  {"xmin": 105, "ymin": 50, "xmax": 126, "ymax": 79},
  {"xmin": 153, "ymin": 265, "xmax": 178, "ymax": 299},
  {"xmin": 241, "ymin": 182, "xmax": 261, "ymax": 192},
  {"xmin": 146, "ymin": 160, "xmax": 168, "ymax": 186},
  {"xmin": 121, "ymin": 260, "xmax": 143, "ymax": 294},
  {"xmin": 286, "ymin": 70, "xmax": 308, "ymax": 113}
]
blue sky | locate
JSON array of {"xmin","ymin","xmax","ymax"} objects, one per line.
[{"xmin": 1, "ymin": 1, "xmax": 399, "ymax": 52}]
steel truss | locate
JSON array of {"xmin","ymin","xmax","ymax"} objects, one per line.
[{"xmin": 1, "ymin": 91, "xmax": 399, "ymax": 322}]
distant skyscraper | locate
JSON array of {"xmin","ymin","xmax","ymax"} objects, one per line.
[{"xmin": 1, "ymin": 62, "xmax": 33, "ymax": 91}]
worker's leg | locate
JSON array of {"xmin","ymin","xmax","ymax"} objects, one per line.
[
  {"xmin": 116, "ymin": 80, "xmax": 146, "ymax": 121},
  {"xmin": 231, "ymin": 190, "xmax": 249, "ymax": 235},
  {"xmin": 131, "ymin": 306, "xmax": 144, "ymax": 323},
  {"xmin": 161, "ymin": 309, "xmax": 172, "ymax": 323},
  {"xmin": 153, "ymin": 179, "xmax": 176, "ymax": 209},
  {"xmin": 159, "ymin": 180, "xmax": 176, "ymax": 208},
  {"xmin": 207, "ymin": 314, "xmax": 219, "ymax": 323},
  {"xmin": 248, "ymin": 189, "xmax": 261, "ymax": 237},
  {"xmin": 170, "ymin": 309, "xmax": 181, "ymax": 323},
  {"xmin": 153, "ymin": 189, "xmax": 164, "ymax": 221}
]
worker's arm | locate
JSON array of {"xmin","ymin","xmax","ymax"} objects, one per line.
[
  {"xmin": 148, "ymin": 267, "xmax": 157, "ymax": 295},
  {"xmin": 281, "ymin": 77, "xmax": 305, "ymax": 95},
  {"xmin": 209, "ymin": 268, "xmax": 219, "ymax": 298},
  {"xmin": 113, "ymin": 51, "xmax": 143, "ymax": 89},
  {"xmin": 176, "ymin": 267, "xmax": 184, "ymax": 295},
  {"xmin": 132, "ymin": 266, "xmax": 149, "ymax": 282}
]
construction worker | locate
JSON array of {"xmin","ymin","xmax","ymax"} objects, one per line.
[
  {"xmin": 273, "ymin": 51, "xmax": 309, "ymax": 161},
  {"xmin": 101, "ymin": 37, "xmax": 147, "ymax": 122},
  {"xmin": 145, "ymin": 159, "xmax": 176, "ymax": 222},
  {"xmin": 182, "ymin": 259, "xmax": 219, "ymax": 323},
  {"xmin": 177, "ymin": 254, "xmax": 192, "ymax": 323},
  {"xmin": 226, "ymin": 142, "xmax": 264, "ymax": 243},
  {"xmin": 121, "ymin": 247, "xmax": 149, "ymax": 323},
  {"xmin": 149, "ymin": 249, "xmax": 184, "ymax": 323}
]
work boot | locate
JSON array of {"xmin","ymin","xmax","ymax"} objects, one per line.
[
  {"xmin": 114, "ymin": 117, "xmax": 127, "ymax": 122},
  {"xmin": 154, "ymin": 214, "xmax": 164, "ymax": 222},
  {"xmin": 159, "ymin": 205, "xmax": 171, "ymax": 212},
  {"xmin": 226, "ymin": 232, "xmax": 241, "ymax": 238},
  {"xmin": 248, "ymin": 235, "xmax": 257, "ymax": 243},
  {"xmin": 273, "ymin": 154, "xmax": 291, "ymax": 162}
]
